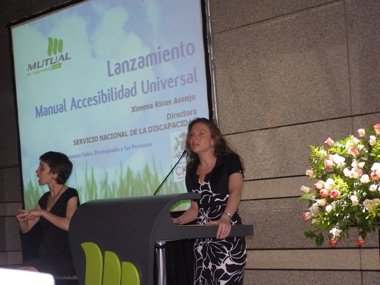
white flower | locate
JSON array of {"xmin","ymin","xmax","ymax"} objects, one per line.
[
  {"xmin": 326, "ymin": 205, "xmax": 332, "ymax": 213},
  {"xmin": 369, "ymin": 135, "xmax": 376, "ymax": 146},
  {"xmin": 350, "ymin": 195, "xmax": 359, "ymax": 206},
  {"xmin": 332, "ymin": 154, "xmax": 345, "ymax": 168},
  {"xmin": 314, "ymin": 181, "xmax": 324, "ymax": 189},
  {"xmin": 324, "ymin": 178, "xmax": 335, "ymax": 190},
  {"xmin": 352, "ymin": 160, "xmax": 365, "ymax": 169},
  {"xmin": 300, "ymin": 185, "xmax": 311, "ymax": 193},
  {"xmin": 353, "ymin": 137, "xmax": 360, "ymax": 144},
  {"xmin": 361, "ymin": 174, "xmax": 370, "ymax": 184},
  {"xmin": 319, "ymin": 149, "xmax": 327, "ymax": 156},
  {"xmin": 371, "ymin": 163, "xmax": 380, "ymax": 172},
  {"xmin": 358, "ymin": 128, "xmax": 366, "ymax": 137},
  {"xmin": 317, "ymin": 199, "xmax": 327, "ymax": 207},
  {"xmin": 345, "ymin": 140, "xmax": 353, "ymax": 149},
  {"xmin": 306, "ymin": 169, "xmax": 315, "ymax": 178},
  {"xmin": 369, "ymin": 184, "xmax": 378, "ymax": 192},
  {"xmin": 343, "ymin": 168, "xmax": 352, "ymax": 177},
  {"xmin": 330, "ymin": 227, "xmax": 342, "ymax": 238},
  {"xmin": 351, "ymin": 170, "xmax": 359, "ymax": 179}
]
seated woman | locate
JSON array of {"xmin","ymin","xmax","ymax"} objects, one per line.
[{"xmin": 16, "ymin": 151, "xmax": 80, "ymax": 276}]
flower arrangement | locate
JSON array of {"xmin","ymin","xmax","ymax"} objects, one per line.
[{"xmin": 299, "ymin": 123, "xmax": 380, "ymax": 247}]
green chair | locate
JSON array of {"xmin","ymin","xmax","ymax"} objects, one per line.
[
  {"xmin": 81, "ymin": 242, "xmax": 103, "ymax": 285},
  {"xmin": 102, "ymin": 251, "xmax": 121, "ymax": 285},
  {"xmin": 121, "ymin": 261, "xmax": 140, "ymax": 285}
]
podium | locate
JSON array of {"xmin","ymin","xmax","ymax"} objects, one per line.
[{"xmin": 69, "ymin": 193, "xmax": 253, "ymax": 285}]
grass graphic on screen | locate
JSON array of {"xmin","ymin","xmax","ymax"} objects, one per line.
[{"xmin": 23, "ymin": 160, "xmax": 186, "ymax": 209}]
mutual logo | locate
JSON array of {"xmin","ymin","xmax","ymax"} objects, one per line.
[
  {"xmin": 47, "ymin": 37, "xmax": 63, "ymax": 56},
  {"xmin": 27, "ymin": 37, "xmax": 72, "ymax": 76}
]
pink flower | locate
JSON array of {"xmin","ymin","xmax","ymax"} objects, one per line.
[
  {"xmin": 357, "ymin": 129, "xmax": 366, "ymax": 137},
  {"xmin": 324, "ymin": 160, "xmax": 333, "ymax": 168},
  {"xmin": 348, "ymin": 147, "xmax": 359, "ymax": 157},
  {"xmin": 374, "ymin": 124, "xmax": 380, "ymax": 135},
  {"xmin": 370, "ymin": 172, "xmax": 379, "ymax": 181},
  {"xmin": 329, "ymin": 237, "xmax": 338, "ymax": 247},
  {"xmin": 330, "ymin": 189, "xmax": 340, "ymax": 199},
  {"xmin": 319, "ymin": 188, "xmax": 329, "ymax": 198},
  {"xmin": 324, "ymin": 137, "xmax": 334, "ymax": 147},
  {"xmin": 302, "ymin": 212, "xmax": 312, "ymax": 221},
  {"xmin": 310, "ymin": 205, "xmax": 319, "ymax": 214},
  {"xmin": 352, "ymin": 167, "xmax": 363, "ymax": 177},
  {"xmin": 356, "ymin": 236, "xmax": 365, "ymax": 246}
]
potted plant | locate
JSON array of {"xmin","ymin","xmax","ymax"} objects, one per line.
[{"xmin": 300, "ymin": 123, "xmax": 380, "ymax": 247}]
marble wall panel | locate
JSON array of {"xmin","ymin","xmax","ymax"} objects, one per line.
[
  {"xmin": 0, "ymin": 252, "xmax": 7, "ymax": 266},
  {"xmin": 346, "ymin": 0, "xmax": 380, "ymax": 115},
  {"xmin": 242, "ymin": 176, "xmax": 310, "ymax": 200},
  {"xmin": 5, "ymin": 217, "xmax": 21, "ymax": 251},
  {"xmin": 226, "ymin": 118, "xmax": 353, "ymax": 180},
  {"xmin": 354, "ymin": 114, "xmax": 380, "ymax": 131},
  {"xmin": 0, "ymin": 218, "xmax": 5, "ymax": 251},
  {"xmin": 1, "ymin": 167, "xmax": 22, "ymax": 202},
  {"xmin": 6, "ymin": 251, "xmax": 22, "ymax": 266},
  {"xmin": 213, "ymin": 2, "xmax": 350, "ymax": 133},
  {"xmin": 0, "ymin": 33, "xmax": 13, "ymax": 92},
  {"xmin": 210, "ymin": 0, "xmax": 335, "ymax": 33},
  {"xmin": 0, "ymin": 90, "xmax": 19, "ymax": 167}
]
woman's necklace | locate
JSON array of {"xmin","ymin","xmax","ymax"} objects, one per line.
[{"xmin": 50, "ymin": 185, "xmax": 65, "ymax": 204}]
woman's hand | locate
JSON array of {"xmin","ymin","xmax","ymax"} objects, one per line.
[
  {"xmin": 16, "ymin": 209, "xmax": 36, "ymax": 222},
  {"xmin": 207, "ymin": 215, "xmax": 231, "ymax": 240},
  {"xmin": 172, "ymin": 217, "xmax": 180, "ymax": 224}
]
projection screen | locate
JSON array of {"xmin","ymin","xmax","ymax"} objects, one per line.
[{"xmin": 9, "ymin": 0, "xmax": 212, "ymax": 209}]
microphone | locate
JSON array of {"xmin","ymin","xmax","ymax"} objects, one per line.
[{"xmin": 153, "ymin": 150, "xmax": 187, "ymax": 196}]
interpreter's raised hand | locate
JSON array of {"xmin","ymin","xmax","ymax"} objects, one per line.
[
  {"xmin": 16, "ymin": 209, "xmax": 35, "ymax": 222},
  {"xmin": 206, "ymin": 215, "xmax": 231, "ymax": 240}
]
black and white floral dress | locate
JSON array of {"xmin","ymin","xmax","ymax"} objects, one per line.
[{"xmin": 186, "ymin": 153, "xmax": 247, "ymax": 285}]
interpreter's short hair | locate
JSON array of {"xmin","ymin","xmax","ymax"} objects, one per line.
[{"xmin": 40, "ymin": 151, "xmax": 73, "ymax": 184}]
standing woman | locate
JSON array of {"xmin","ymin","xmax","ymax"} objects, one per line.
[
  {"xmin": 16, "ymin": 151, "xmax": 80, "ymax": 276},
  {"xmin": 172, "ymin": 118, "xmax": 247, "ymax": 285}
]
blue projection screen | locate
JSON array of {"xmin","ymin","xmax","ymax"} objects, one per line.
[{"xmin": 10, "ymin": 0, "xmax": 211, "ymax": 209}]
